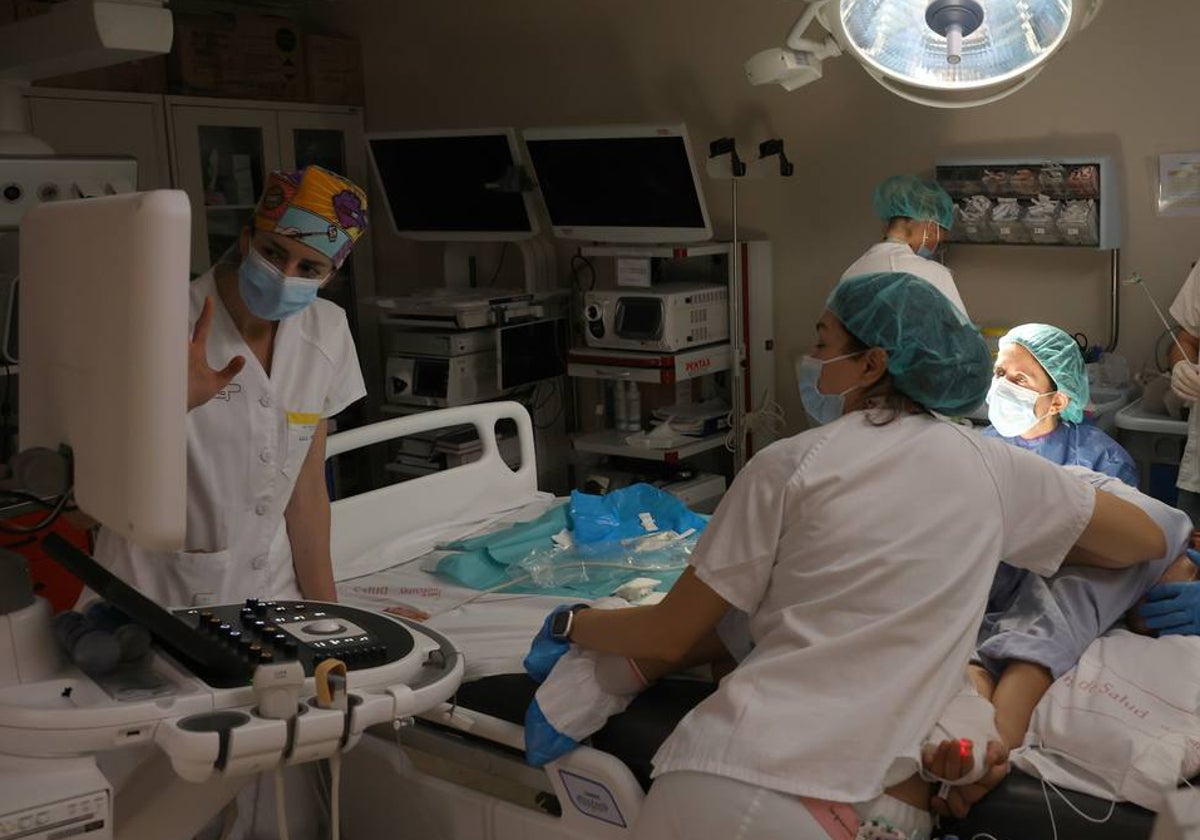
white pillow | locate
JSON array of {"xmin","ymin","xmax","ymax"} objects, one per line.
[{"xmin": 1012, "ymin": 629, "xmax": 1200, "ymax": 812}]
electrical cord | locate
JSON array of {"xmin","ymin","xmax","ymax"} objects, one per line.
[
  {"xmin": 0, "ymin": 485, "xmax": 74, "ymax": 534},
  {"xmin": 329, "ymin": 752, "xmax": 341, "ymax": 840},
  {"xmin": 1, "ymin": 362, "xmax": 11, "ymax": 464},
  {"xmin": 570, "ymin": 253, "xmax": 596, "ymax": 291},
  {"xmin": 487, "ymin": 242, "xmax": 510, "ymax": 287},
  {"xmin": 725, "ymin": 390, "xmax": 786, "ymax": 453},
  {"xmin": 275, "ymin": 766, "xmax": 290, "ymax": 840}
]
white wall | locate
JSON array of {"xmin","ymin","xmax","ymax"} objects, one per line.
[{"xmin": 329, "ymin": 0, "xmax": 1200, "ymax": 433}]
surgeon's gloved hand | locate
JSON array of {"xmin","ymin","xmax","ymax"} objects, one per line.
[
  {"xmin": 1138, "ymin": 551, "xmax": 1200, "ymax": 636},
  {"xmin": 524, "ymin": 604, "xmax": 581, "ymax": 683},
  {"xmin": 1171, "ymin": 360, "xmax": 1200, "ymax": 403}
]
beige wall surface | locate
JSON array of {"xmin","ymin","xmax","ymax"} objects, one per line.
[{"xmin": 328, "ymin": 0, "xmax": 1200, "ymax": 433}]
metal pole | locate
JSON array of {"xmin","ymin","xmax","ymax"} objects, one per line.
[
  {"xmin": 729, "ymin": 179, "xmax": 747, "ymax": 473},
  {"xmin": 1106, "ymin": 248, "xmax": 1120, "ymax": 352}
]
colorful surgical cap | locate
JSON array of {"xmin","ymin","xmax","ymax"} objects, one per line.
[
  {"xmin": 253, "ymin": 165, "xmax": 369, "ymax": 268},
  {"xmin": 872, "ymin": 175, "xmax": 955, "ymax": 230},
  {"xmin": 1000, "ymin": 323, "xmax": 1088, "ymax": 423},
  {"xmin": 828, "ymin": 272, "xmax": 991, "ymax": 415}
]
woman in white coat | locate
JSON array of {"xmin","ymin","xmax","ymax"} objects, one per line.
[
  {"xmin": 93, "ymin": 165, "xmax": 369, "ymax": 608},
  {"xmin": 842, "ymin": 175, "xmax": 966, "ymax": 315},
  {"xmin": 539, "ymin": 272, "xmax": 1168, "ymax": 840}
]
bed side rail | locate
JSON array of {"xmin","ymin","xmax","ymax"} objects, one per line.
[{"xmin": 326, "ymin": 401, "xmax": 538, "ymax": 570}]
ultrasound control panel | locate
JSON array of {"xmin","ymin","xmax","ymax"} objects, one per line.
[
  {"xmin": 41, "ymin": 533, "xmax": 418, "ymax": 691},
  {"xmin": 173, "ymin": 600, "xmax": 416, "ymax": 687}
]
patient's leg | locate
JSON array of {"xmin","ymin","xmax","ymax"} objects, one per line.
[
  {"xmin": 990, "ymin": 659, "xmax": 1052, "ymax": 750},
  {"xmin": 968, "ymin": 663, "xmax": 996, "ymax": 700}
]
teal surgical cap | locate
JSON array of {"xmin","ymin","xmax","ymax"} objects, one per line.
[
  {"xmin": 828, "ymin": 272, "xmax": 991, "ymax": 415},
  {"xmin": 1000, "ymin": 323, "xmax": 1088, "ymax": 423},
  {"xmin": 873, "ymin": 175, "xmax": 955, "ymax": 230}
]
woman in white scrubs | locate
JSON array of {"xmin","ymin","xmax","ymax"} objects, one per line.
[
  {"xmin": 93, "ymin": 165, "xmax": 369, "ymax": 607},
  {"xmin": 541, "ymin": 272, "xmax": 1168, "ymax": 840},
  {"xmin": 842, "ymin": 175, "xmax": 966, "ymax": 315}
]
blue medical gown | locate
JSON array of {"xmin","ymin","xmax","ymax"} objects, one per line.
[
  {"xmin": 976, "ymin": 467, "xmax": 1191, "ymax": 679},
  {"xmin": 981, "ymin": 421, "xmax": 1140, "ymax": 488}
]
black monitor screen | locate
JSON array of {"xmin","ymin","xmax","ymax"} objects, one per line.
[
  {"xmin": 525, "ymin": 136, "xmax": 706, "ymax": 229},
  {"xmin": 500, "ymin": 319, "xmax": 567, "ymax": 390},
  {"xmin": 369, "ymin": 134, "xmax": 534, "ymax": 234},
  {"xmin": 615, "ymin": 299, "xmax": 663, "ymax": 340}
]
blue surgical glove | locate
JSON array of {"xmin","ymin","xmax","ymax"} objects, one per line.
[
  {"xmin": 523, "ymin": 604, "xmax": 576, "ymax": 683},
  {"xmin": 524, "ymin": 697, "xmax": 578, "ymax": 767},
  {"xmin": 1138, "ymin": 551, "xmax": 1200, "ymax": 635}
]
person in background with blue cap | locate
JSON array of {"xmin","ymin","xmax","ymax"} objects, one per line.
[
  {"xmin": 983, "ymin": 323, "xmax": 1138, "ymax": 484},
  {"xmin": 522, "ymin": 272, "xmax": 1170, "ymax": 840},
  {"xmin": 842, "ymin": 175, "xmax": 967, "ymax": 316}
]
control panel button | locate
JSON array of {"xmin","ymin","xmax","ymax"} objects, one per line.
[{"xmin": 303, "ymin": 619, "xmax": 346, "ymax": 635}]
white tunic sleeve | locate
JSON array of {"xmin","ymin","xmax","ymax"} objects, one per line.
[
  {"xmin": 687, "ymin": 445, "xmax": 798, "ymax": 613},
  {"xmin": 980, "ymin": 438, "xmax": 1096, "ymax": 576},
  {"xmin": 322, "ymin": 308, "xmax": 366, "ymax": 418},
  {"xmin": 1169, "ymin": 261, "xmax": 1200, "ymax": 336}
]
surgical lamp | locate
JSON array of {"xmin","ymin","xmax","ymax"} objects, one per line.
[{"xmin": 746, "ymin": 0, "xmax": 1105, "ymax": 108}]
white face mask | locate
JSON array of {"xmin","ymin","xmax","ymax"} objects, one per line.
[{"xmin": 986, "ymin": 376, "xmax": 1054, "ymax": 437}]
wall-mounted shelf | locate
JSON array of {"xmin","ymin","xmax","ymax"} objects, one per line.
[
  {"xmin": 936, "ymin": 157, "xmax": 1120, "ymax": 250},
  {"xmin": 571, "ymin": 429, "xmax": 727, "ymax": 463}
]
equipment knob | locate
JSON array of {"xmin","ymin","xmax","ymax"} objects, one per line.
[
  {"xmin": 253, "ymin": 602, "xmax": 269, "ymax": 617},
  {"xmin": 227, "ymin": 630, "xmax": 243, "ymax": 646},
  {"xmin": 281, "ymin": 639, "xmax": 299, "ymax": 658},
  {"xmin": 259, "ymin": 650, "xmax": 274, "ymax": 664},
  {"xmin": 245, "ymin": 598, "xmax": 260, "ymax": 609}
]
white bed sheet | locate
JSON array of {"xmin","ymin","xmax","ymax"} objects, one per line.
[{"xmin": 336, "ymin": 493, "xmax": 587, "ymax": 682}]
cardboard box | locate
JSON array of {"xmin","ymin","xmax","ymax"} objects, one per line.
[
  {"xmin": 305, "ymin": 34, "xmax": 364, "ymax": 105},
  {"xmin": 170, "ymin": 13, "xmax": 306, "ymax": 102}
]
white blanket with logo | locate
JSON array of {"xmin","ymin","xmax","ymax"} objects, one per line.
[{"xmin": 1012, "ymin": 629, "xmax": 1200, "ymax": 811}]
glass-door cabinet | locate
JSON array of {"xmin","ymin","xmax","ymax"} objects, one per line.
[
  {"xmin": 168, "ymin": 104, "xmax": 281, "ymax": 273},
  {"xmin": 169, "ymin": 97, "xmax": 376, "ymax": 494}
]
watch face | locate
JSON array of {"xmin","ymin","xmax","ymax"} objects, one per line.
[{"xmin": 550, "ymin": 610, "xmax": 573, "ymax": 638}]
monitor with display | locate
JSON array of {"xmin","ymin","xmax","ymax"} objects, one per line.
[
  {"xmin": 522, "ymin": 123, "xmax": 711, "ymax": 243},
  {"xmin": 367, "ymin": 128, "xmax": 539, "ymax": 241}
]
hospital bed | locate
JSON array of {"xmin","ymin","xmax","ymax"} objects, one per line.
[{"xmin": 327, "ymin": 401, "xmax": 1165, "ymax": 840}]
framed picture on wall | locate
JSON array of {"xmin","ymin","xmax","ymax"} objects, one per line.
[{"xmin": 1158, "ymin": 154, "xmax": 1200, "ymax": 217}]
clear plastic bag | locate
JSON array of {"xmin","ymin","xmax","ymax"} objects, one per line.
[
  {"xmin": 957, "ymin": 195, "xmax": 995, "ymax": 243},
  {"xmin": 1022, "ymin": 195, "xmax": 1063, "ymax": 244},
  {"xmin": 991, "ymin": 198, "xmax": 1030, "ymax": 243},
  {"xmin": 1057, "ymin": 199, "xmax": 1099, "ymax": 245},
  {"xmin": 513, "ymin": 528, "xmax": 700, "ymax": 591}
]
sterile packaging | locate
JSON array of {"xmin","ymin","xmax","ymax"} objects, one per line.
[
  {"xmin": 981, "ymin": 169, "xmax": 1009, "ymax": 196},
  {"xmin": 991, "ymin": 197, "xmax": 1030, "ymax": 244},
  {"xmin": 957, "ymin": 195, "xmax": 995, "ymax": 243},
  {"xmin": 1066, "ymin": 165, "xmax": 1100, "ymax": 199},
  {"xmin": 1022, "ymin": 194, "xmax": 1063, "ymax": 244},
  {"xmin": 1009, "ymin": 168, "xmax": 1041, "ymax": 197},
  {"xmin": 514, "ymin": 528, "xmax": 700, "ymax": 591},
  {"xmin": 1038, "ymin": 164, "xmax": 1066, "ymax": 198},
  {"xmin": 1056, "ymin": 199, "xmax": 1099, "ymax": 246}
]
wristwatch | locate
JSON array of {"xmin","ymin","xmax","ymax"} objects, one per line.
[{"xmin": 549, "ymin": 604, "xmax": 589, "ymax": 641}]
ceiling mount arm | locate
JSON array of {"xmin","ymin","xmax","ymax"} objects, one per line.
[{"xmin": 785, "ymin": 0, "xmax": 836, "ymax": 54}]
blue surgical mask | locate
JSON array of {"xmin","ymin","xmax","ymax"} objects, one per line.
[
  {"xmin": 795, "ymin": 352, "xmax": 862, "ymax": 425},
  {"xmin": 916, "ymin": 224, "xmax": 940, "ymax": 259},
  {"xmin": 986, "ymin": 376, "xmax": 1054, "ymax": 437},
  {"xmin": 237, "ymin": 248, "xmax": 324, "ymax": 321}
]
